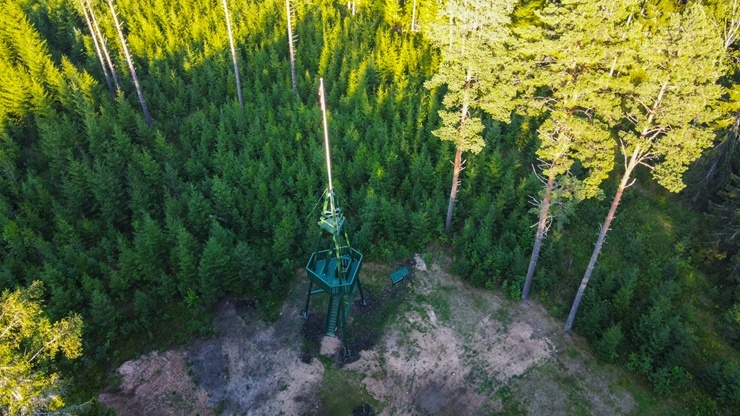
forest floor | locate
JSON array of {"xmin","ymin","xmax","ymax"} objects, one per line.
[{"xmin": 98, "ymin": 253, "xmax": 664, "ymax": 415}]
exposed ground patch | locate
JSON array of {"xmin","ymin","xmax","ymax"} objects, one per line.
[
  {"xmin": 99, "ymin": 257, "xmax": 641, "ymax": 415},
  {"xmin": 97, "ymin": 350, "xmax": 213, "ymax": 416}
]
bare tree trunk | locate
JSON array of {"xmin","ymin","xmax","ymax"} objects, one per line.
[
  {"xmin": 448, "ymin": 14, "xmax": 453, "ymax": 51},
  {"xmin": 724, "ymin": 0, "xmax": 739, "ymax": 50},
  {"xmin": 222, "ymin": 0, "xmax": 243, "ymax": 107},
  {"xmin": 87, "ymin": 0, "xmax": 120, "ymax": 91},
  {"xmin": 522, "ymin": 171, "xmax": 556, "ymax": 302},
  {"xmin": 445, "ymin": 147, "xmax": 463, "ymax": 234},
  {"xmin": 411, "ymin": 0, "xmax": 418, "ymax": 31},
  {"xmin": 106, "ymin": 0, "xmax": 153, "ymax": 126},
  {"xmin": 564, "ymin": 148, "xmax": 640, "ymax": 333},
  {"xmin": 80, "ymin": 2, "xmax": 113, "ymax": 95},
  {"xmin": 286, "ymin": 0, "xmax": 298, "ymax": 98}
]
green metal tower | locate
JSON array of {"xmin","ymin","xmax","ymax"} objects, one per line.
[{"xmin": 302, "ymin": 78, "xmax": 366, "ymax": 356}]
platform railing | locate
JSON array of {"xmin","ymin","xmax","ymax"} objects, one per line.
[{"xmin": 305, "ymin": 247, "xmax": 363, "ymax": 295}]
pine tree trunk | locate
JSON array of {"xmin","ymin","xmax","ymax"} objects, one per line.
[
  {"xmin": 444, "ymin": 72, "xmax": 472, "ymax": 235},
  {"xmin": 522, "ymin": 171, "xmax": 556, "ymax": 302},
  {"xmin": 80, "ymin": 3, "xmax": 114, "ymax": 95},
  {"xmin": 222, "ymin": 0, "xmax": 243, "ymax": 107},
  {"xmin": 286, "ymin": 0, "xmax": 298, "ymax": 98},
  {"xmin": 411, "ymin": 0, "xmax": 417, "ymax": 31},
  {"xmin": 564, "ymin": 149, "xmax": 640, "ymax": 333},
  {"xmin": 107, "ymin": 0, "xmax": 153, "ymax": 126},
  {"xmin": 445, "ymin": 146, "xmax": 463, "ymax": 234},
  {"xmin": 448, "ymin": 14, "xmax": 453, "ymax": 51},
  {"xmin": 88, "ymin": 1, "xmax": 120, "ymax": 91}
]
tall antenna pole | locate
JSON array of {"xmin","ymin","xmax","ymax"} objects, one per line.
[
  {"xmin": 319, "ymin": 78, "xmax": 344, "ymax": 278},
  {"xmin": 319, "ymin": 78, "xmax": 336, "ymax": 213}
]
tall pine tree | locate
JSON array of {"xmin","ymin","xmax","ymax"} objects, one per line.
[
  {"xmin": 423, "ymin": 0, "xmax": 520, "ymax": 234},
  {"xmin": 562, "ymin": 2, "xmax": 727, "ymax": 333}
]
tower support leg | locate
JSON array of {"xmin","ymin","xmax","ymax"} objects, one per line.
[
  {"xmin": 302, "ymin": 280, "xmax": 313, "ymax": 319},
  {"xmin": 340, "ymin": 298, "xmax": 350, "ymax": 357},
  {"xmin": 357, "ymin": 278, "xmax": 367, "ymax": 307}
]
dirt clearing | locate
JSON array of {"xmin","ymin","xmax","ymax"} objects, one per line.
[{"xmin": 99, "ymin": 256, "xmax": 638, "ymax": 415}]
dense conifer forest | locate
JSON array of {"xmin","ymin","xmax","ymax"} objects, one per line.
[{"xmin": 1, "ymin": 0, "xmax": 739, "ymax": 414}]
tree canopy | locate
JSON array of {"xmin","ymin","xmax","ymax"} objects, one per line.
[
  {"xmin": 0, "ymin": 0, "xmax": 738, "ymax": 413},
  {"xmin": 1, "ymin": 281, "xmax": 83, "ymax": 415}
]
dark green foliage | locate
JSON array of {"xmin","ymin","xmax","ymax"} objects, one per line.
[
  {"xmin": 594, "ymin": 323, "xmax": 623, "ymax": 363},
  {"xmin": 698, "ymin": 359, "xmax": 740, "ymax": 410},
  {"xmin": 0, "ymin": 0, "xmax": 738, "ymax": 414},
  {"xmin": 2, "ymin": 0, "xmax": 447, "ymax": 358}
]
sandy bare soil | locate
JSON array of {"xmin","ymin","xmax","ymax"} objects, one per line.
[
  {"xmin": 98, "ymin": 350, "xmax": 214, "ymax": 416},
  {"xmin": 99, "ymin": 256, "xmax": 637, "ymax": 415}
]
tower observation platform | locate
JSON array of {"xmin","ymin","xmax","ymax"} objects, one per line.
[{"xmin": 301, "ymin": 78, "xmax": 366, "ymax": 356}]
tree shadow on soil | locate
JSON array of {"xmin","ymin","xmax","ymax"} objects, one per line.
[
  {"xmin": 352, "ymin": 402, "xmax": 376, "ymax": 416},
  {"xmin": 300, "ymin": 262, "xmax": 414, "ymax": 366}
]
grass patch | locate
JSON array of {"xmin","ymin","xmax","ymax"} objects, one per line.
[
  {"xmin": 620, "ymin": 376, "xmax": 680, "ymax": 416},
  {"xmin": 429, "ymin": 291, "xmax": 451, "ymax": 321},
  {"xmin": 318, "ymin": 365, "xmax": 381, "ymax": 415},
  {"xmin": 491, "ymin": 305, "xmax": 512, "ymax": 325},
  {"xmin": 472, "ymin": 294, "xmax": 486, "ymax": 310},
  {"xmin": 495, "ymin": 385, "xmax": 526, "ymax": 415}
]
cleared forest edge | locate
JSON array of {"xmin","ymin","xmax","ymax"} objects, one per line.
[{"xmin": 99, "ymin": 259, "xmax": 638, "ymax": 415}]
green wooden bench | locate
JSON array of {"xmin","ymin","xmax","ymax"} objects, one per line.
[{"xmin": 389, "ymin": 266, "xmax": 409, "ymax": 284}]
